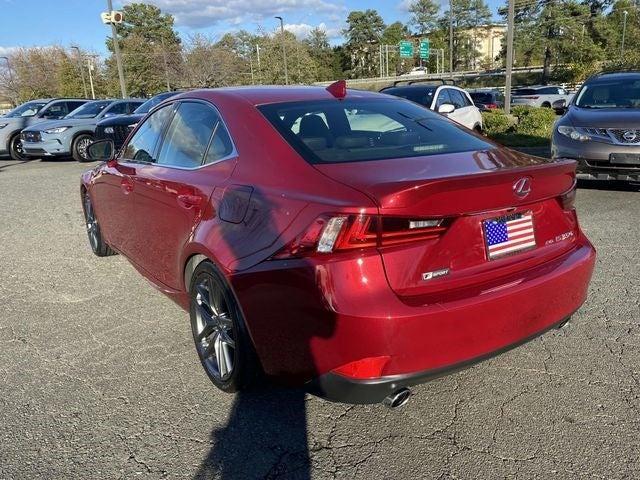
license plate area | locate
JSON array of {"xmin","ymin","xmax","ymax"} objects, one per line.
[
  {"xmin": 482, "ymin": 211, "xmax": 536, "ymax": 260},
  {"xmin": 610, "ymin": 153, "xmax": 640, "ymax": 165}
]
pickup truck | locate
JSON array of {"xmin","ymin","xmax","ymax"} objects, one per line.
[{"xmin": 511, "ymin": 85, "xmax": 574, "ymax": 109}]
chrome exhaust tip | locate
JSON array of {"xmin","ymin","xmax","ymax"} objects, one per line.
[{"xmin": 383, "ymin": 388, "xmax": 411, "ymax": 408}]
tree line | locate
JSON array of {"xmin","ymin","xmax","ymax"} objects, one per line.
[{"xmin": 1, "ymin": 0, "xmax": 639, "ymax": 104}]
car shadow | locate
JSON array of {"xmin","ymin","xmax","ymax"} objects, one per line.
[
  {"xmin": 192, "ymin": 186, "xmax": 337, "ymax": 480},
  {"xmin": 0, "ymin": 158, "xmax": 39, "ymax": 171},
  {"xmin": 577, "ymin": 179, "xmax": 640, "ymax": 192}
]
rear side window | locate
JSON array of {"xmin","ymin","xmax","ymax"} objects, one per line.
[
  {"xmin": 259, "ymin": 99, "xmax": 492, "ymax": 164},
  {"xmin": 122, "ymin": 104, "xmax": 174, "ymax": 163},
  {"xmin": 156, "ymin": 102, "xmax": 220, "ymax": 168},
  {"xmin": 514, "ymin": 88, "xmax": 537, "ymax": 95}
]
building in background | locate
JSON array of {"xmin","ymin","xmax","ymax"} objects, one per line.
[{"xmin": 468, "ymin": 24, "xmax": 506, "ymax": 70}]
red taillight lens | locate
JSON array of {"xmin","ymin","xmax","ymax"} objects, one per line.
[
  {"xmin": 486, "ymin": 103, "xmax": 498, "ymax": 109},
  {"xmin": 332, "ymin": 356, "xmax": 391, "ymax": 379},
  {"xmin": 273, "ymin": 214, "xmax": 447, "ymax": 258},
  {"xmin": 560, "ymin": 186, "xmax": 577, "ymax": 210}
]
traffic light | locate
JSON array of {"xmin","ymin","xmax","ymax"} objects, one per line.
[{"xmin": 100, "ymin": 10, "xmax": 124, "ymax": 25}]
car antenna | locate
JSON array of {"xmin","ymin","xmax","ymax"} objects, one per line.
[{"xmin": 326, "ymin": 80, "xmax": 347, "ymax": 100}]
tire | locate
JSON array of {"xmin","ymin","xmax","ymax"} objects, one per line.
[
  {"xmin": 541, "ymin": 102, "xmax": 551, "ymax": 108},
  {"xmin": 72, "ymin": 134, "xmax": 94, "ymax": 162},
  {"xmin": 189, "ymin": 261, "xmax": 260, "ymax": 393},
  {"xmin": 9, "ymin": 134, "xmax": 28, "ymax": 161},
  {"xmin": 473, "ymin": 125, "xmax": 483, "ymax": 135},
  {"xmin": 82, "ymin": 192, "xmax": 116, "ymax": 257}
]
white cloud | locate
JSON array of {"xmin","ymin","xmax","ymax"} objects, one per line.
[
  {"xmin": 283, "ymin": 22, "xmax": 341, "ymax": 40},
  {"xmin": 126, "ymin": 0, "xmax": 345, "ymax": 29},
  {"xmin": 0, "ymin": 46, "xmax": 19, "ymax": 56}
]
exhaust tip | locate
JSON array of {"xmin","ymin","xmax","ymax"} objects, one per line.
[{"xmin": 383, "ymin": 388, "xmax": 411, "ymax": 409}]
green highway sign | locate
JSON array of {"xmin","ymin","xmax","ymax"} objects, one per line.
[
  {"xmin": 399, "ymin": 40, "xmax": 414, "ymax": 58},
  {"xmin": 419, "ymin": 39, "xmax": 430, "ymax": 59}
]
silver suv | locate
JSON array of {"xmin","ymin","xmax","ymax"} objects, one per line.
[{"xmin": 552, "ymin": 71, "xmax": 640, "ymax": 182}]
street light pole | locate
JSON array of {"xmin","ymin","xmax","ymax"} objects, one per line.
[
  {"xmin": 107, "ymin": 0, "xmax": 127, "ymax": 98},
  {"xmin": 274, "ymin": 16, "xmax": 289, "ymax": 85},
  {"xmin": 504, "ymin": 0, "xmax": 515, "ymax": 115},
  {"xmin": 621, "ymin": 10, "xmax": 629, "ymax": 60},
  {"xmin": 71, "ymin": 46, "xmax": 88, "ymax": 98},
  {"xmin": 449, "ymin": 0, "xmax": 454, "ymax": 75},
  {"xmin": 87, "ymin": 57, "xmax": 96, "ymax": 99}
]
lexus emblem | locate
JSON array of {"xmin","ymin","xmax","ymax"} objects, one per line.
[
  {"xmin": 513, "ymin": 177, "xmax": 531, "ymax": 198},
  {"xmin": 623, "ymin": 130, "xmax": 637, "ymax": 142}
]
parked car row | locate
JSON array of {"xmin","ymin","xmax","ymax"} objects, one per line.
[{"xmin": 0, "ymin": 92, "xmax": 180, "ymax": 161}]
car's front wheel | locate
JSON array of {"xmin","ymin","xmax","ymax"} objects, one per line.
[
  {"xmin": 189, "ymin": 261, "xmax": 260, "ymax": 393},
  {"xmin": 82, "ymin": 192, "xmax": 116, "ymax": 257},
  {"xmin": 9, "ymin": 134, "xmax": 27, "ymax": 160},
  {"xmin": 72, "ymin": 134, "xmax": 94, "ymax": 162}
]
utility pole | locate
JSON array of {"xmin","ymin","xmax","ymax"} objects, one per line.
[
  {"xmin": 107, "ymin": 0, "xmax": 127, "ymax": 98},
  {"xmin": 70, "ymin": 46, "xmax": 88, "ymax": 98},
  {"xmin": 161, "ymin": 37, "xmax": 170, "ymax": 91},
  {"xmin": 274, "ymin": 16, "xmax": 289, "ymax": 85},
  {"xmin": 256, "ymin": 44, "xmax": 261, "ymax": 84},
  {"xmin": 385, "ymin": 45, "xmax": 390, "ymax": 77},
  {"xmin": 504, "ymin": 0, "xmax": 515, "ymax": 115},
  {"xmin": 621, "ymin": 10, "xmax": 628, "ymax": 60},
  {"xmin": 449, "ymin": 0, "xmax": 454, "ymax": 75},
  {"xmin": 87, "ymin": 57, "xmax": 96, "ymax": 99}
]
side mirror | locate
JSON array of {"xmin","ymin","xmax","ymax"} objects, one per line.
[
  {"xmin": 552, "ymin": 99, "xmax": 567, "ymax": 115},
  {"xmin": 87, "ymin": 139, "xmax": 114, "ymax": 162},
  {"xmin": 438, "ymin": 103, "xmax": 456, "ymax": 114}
]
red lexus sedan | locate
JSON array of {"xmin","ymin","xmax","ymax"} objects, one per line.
[{"xmin": 81, "ymin": 82, "xmax": 596, "ymax": 406}]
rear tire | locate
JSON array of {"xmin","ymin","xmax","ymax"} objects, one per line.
[
  {"xmin": 9, "ymin": 134, "xmax": 27, "ymax": 161},
  {"xmin": 82, "ymin": 192, "xmax": 116, "ymax": 257},
  {"xmin": 541, "ymin": 102, "xmax": 551, "ymax": 108},
  {"xmin": 189, "ymin": 261, "xmax": 260, "ymax": 393},
  {"xmin": 72, "ymin": 134, "xmax": 94, "ymax": 162}
]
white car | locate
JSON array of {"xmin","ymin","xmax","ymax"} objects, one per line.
[
  {"xmin": 511, "ymin": 85, "xmax": 574, "ymax": 108},
  {"xmin": 381, "ymin": 83, "xmax": 483, "ymax": 132}
]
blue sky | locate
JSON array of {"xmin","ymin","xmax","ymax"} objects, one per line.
[{"xmin": 0, "ymin": 0, "xmax": 504, "ymax": 57}]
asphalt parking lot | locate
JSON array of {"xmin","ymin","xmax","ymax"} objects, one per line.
[{"xmin": 0, "ymin": 158, "xmax": 638, "ymax": 479}]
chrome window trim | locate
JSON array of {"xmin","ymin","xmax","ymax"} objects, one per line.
[{"xmin": 124, "ymin": 98, "xmax": 238, "ymax": 171}]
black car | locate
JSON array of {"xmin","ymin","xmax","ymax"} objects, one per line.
[
  {"xmin": 94, "ymin": 92, "xmax": 178, "ymax": 149},
  {"xmin": 469, "ymin": 90, "xmax": 504, "ymax": 111}
]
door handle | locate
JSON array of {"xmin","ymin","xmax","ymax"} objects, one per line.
[{"xmin": 177, "ymin": 194, "xmax": 202, "ymax": 210}]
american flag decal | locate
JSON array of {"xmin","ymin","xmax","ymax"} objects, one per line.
[{"xmin": 483, "ymin": 211, "xmax": 536, "ymax": 260}]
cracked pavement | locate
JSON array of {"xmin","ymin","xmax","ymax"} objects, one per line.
[{"xmin": 0, "ymin": 158, "xmax": 638, "ymax": 479}]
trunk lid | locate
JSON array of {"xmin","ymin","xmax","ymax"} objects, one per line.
[{"xmin": 315, "ymin": 148, "xmax": 579, "ymax": 299}]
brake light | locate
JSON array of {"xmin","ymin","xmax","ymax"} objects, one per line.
[
  {"xmin": 486, "ymin": 103, "xmax": 498, "ymax": 109},
  {"xmin": 560, "ymin": 185, "xmax": 577, "ymax": 210},
  {"xmin": 273, "ymin": 214, "xmax": 447, "ymax": 258}
]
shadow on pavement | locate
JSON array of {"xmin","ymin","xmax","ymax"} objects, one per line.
[
  {"xmin": 0, "ymin": 158, "xmax": 39, "ymax": 171},
  {"xmin": 192, "ymin": 386, "xmax": 311, "ymax": 480},
  {"xmin": 577, "ymin": 179, "xmax": 640, "ymax": 192}
]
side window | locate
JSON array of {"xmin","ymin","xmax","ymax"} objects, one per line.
[
  {"xmin": 122, "ymin": 104, "xmax": 174, "ymax": 163},
  {"xmin": 66, "ymin": 101, "xmax": 85, "ymax": 112},
  {"xmin": 448, "ymin": 90, "xmax": 467, "ymax": 109},
  {"xmin": 127, "ymin": 102, "xmax": 142, "ymax": 114},
  {"xmin": 156, "ymin": 102, "xmax": 219, "ymax": 168},
  {"xmin": 106, "ymin": 103, "xmax": 128, "ymax": 115},
  {"xmin": 435, "ymin": 89, "xmax": 452, "ymax": 108},
  {"xmin": 43, "ymin": 103, "xmax": 68, "ymax": 119},
  {"xmin": 204, "ymin": 119, "xmax": 234, "ymax": 165}
]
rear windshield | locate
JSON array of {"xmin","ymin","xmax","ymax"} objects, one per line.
[
  {"xmin": 470, "ymin": 92, "xmax": 493, "ymax": 103},
  {"xmin": 381, "ymin": 86, "xmax": 436, "ymax": 106},
  {"xmin": 258, "ymin": 98, "xmax": 492, "ymax": 164},
  {"xmin": 575, "ymin": 79, "xmax": 640, "ymax": 108},
  {"xmin": 513, "ymin": 88, "xmax": 537, "ymax": 96}
]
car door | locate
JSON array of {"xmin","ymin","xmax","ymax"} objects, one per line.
[
  {"xmin": 446, "ymin": 89, "xmax": 474, "ymax": 129},
  {"xmin": 90, "ymin": 103, "xmax": 174, "ymax": 256},
  {"xmin": 129, "ymin": 100, "xmax": 237, "ymax": 289},
  {"xmin": 432, "ymin": 88, "xmax": 452, "ymax": 113}
]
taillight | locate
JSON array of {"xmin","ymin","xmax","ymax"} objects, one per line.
[
  {"xmin": 486, "ymin": 103, "xmax": 498, "ymax": 109},
  {"xmin": 560, "ymin": 186, "xmax": 577, "ymax": 210},
  {"xmin": 273, "ymin": 214, "xmax": 447, "ymax": 258}
]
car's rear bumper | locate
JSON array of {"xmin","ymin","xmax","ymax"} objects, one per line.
[{"xmin": 231, "ymin": 233, "xmax": 596, "ymax": 403}]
